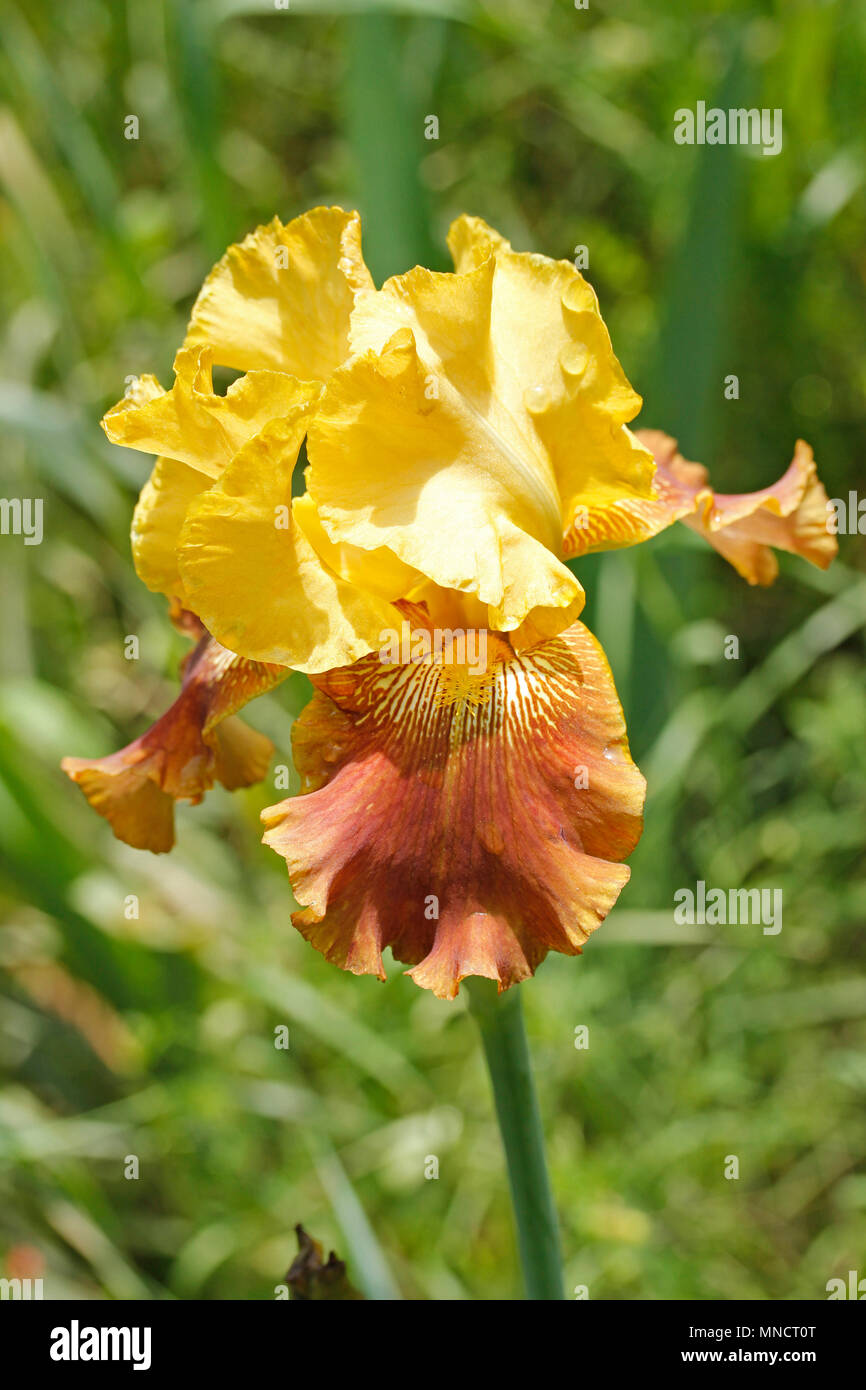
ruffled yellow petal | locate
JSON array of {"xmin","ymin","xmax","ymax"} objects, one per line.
[
  {"xmin": 103, "ymin": 345, "xmax": 319, "ymax": 481},
  {"xmin": 177, "ymin": 413, "xmax": 402, "ymax": 672},
  {"xmin": 565, "ymin": 429, "xmax": 838, "ymax": 583},
  {"xmin": 446, "ymin": 214, "xmax": 656, "ymax": 523},
  {"xmin": 307, "ymin": 215, "xmax": 655, "ymax": 636},
  {"xmin": 291, "ymin": 492, "xmax": 424, "ymax": 603},
  {"xmin": 183, "ymin": 206, "xmax": 374, "ymax": 377},
  {"xmin": 262, "ymin": 620, "xmax": 644, "ymax": 998},
  {"xmin": 307, "ymin": 319, "xmax": 583, "ymax": 635},
  {"xmin": 131, "ymin": 455, "xmax": 209, "ymax": 602},
  {"xmin": 106, "ymin": 360, "xmax": 322, "ymax": 608},
  {"xmin": 62, "ymin": 623, "xmax": 285, "ymax": 853}
]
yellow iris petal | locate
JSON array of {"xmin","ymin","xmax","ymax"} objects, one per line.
[
  {"xmin": 446, "ymin": 214, "xmax": 656, "ymax": 523},
  {"xmin": 131, "ymin": 455, "xmax": 209, "ymax": 602},
  {"xmin": 307, "ymin": 215, "xmax": 655, "ymax": 636},
  {"xmin": 183, "ymin": 206, "xmax": 374, "ymax": 377},
  {"xmin": 291, "ymin": 493, "xmax": 424, "ymax": 603},
  {"xmin": 308, "ymin": 316, "xmax": 583, "ymax": 635},
  {"xmin": 102, "ymin": 345, "xmax": 319, "ymax": 481},
  {"xmin": 177, "ymin": 411, "xmax": 400, "ymax": 672}
]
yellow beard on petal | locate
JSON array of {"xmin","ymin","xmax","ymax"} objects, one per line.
[{"xmin": 262, "ymin": 621, "xmax": 645, "ymax": 999}]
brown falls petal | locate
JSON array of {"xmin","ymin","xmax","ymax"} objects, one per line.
[
  {"xmin": 62, "ymin": 633, "xmax": 286, "ymax": 853},
  {"xmin": 262, "ymin": 622, "xmax": 645, "ymax": 999},
  {"xmin": 564, "ymin": 429, "xmax": 838, "ymax": 583}
]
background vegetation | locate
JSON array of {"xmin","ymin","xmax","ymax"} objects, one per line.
[{"xmin": 1, "ymin": 0, "xmax": 864, "ymax": 1300}]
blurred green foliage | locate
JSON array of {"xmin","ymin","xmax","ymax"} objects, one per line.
[{"xmin": 1, "ymin": 0, "xmax": 864, "ymax": 1300}]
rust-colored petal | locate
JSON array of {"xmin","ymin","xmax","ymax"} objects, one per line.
[
  {"xmin": 262, "ymin": 622, "xmax": 645, "ymax": 999},
  {"xmin": 563, "ymin": 429, "xmax": 837, "ymax": 583},
  {"xmin": 62, "ymin": 631, "xmax": 286, "ymax": 853}
]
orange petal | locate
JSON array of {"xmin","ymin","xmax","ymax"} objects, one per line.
[
  {"xmin": 562, "ymin": 427, "xmax": 699, "ymax": 555},
  {"xmin": 564, "ymin": 429, "xmax": 838, "ymax": 583},
  {"xmin": 681, "ymin": 437, "xmax": 837, "ymax": 583},
  {"xmin": 62, "ymin": 633, "xmax": 285, "ymax": 853},
  {"xmin": 262, "ymin": 621, "xmax": 645, "ymax": 998}
]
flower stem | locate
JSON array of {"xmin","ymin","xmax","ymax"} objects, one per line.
[{"xmin": 465, "ymin": 978, "xmax": 564, "ymax": 1300}]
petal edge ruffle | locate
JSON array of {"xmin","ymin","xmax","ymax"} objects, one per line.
[
  {"xmin": 564, "ymin": 429, "xmax": 838, "ymax": 583},
  {"xmin": 262, "ymin": 621, "xmax": 645, "ymax": 997},
  {"xmin": 183, "ymin": 206, "xmax": 374, "ymax": 377}
]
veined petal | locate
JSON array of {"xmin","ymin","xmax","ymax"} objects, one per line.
[
  {"xmin": 177, "ymin": 414, "xmax": 402, "ymax": 672},
  {"xmin": 262, "ymin": 621, "xmax": 645, "ymax": 999},
  {"xmin": 103, "ymin": 345, "xmax": 320, "ymax": 481},
  {"xmin": 564, "ymin": 429, "xmax": 837, "ymax": 583},
  {"xmin": 184, "ymin": 206, "xmax": 374, "ymax": 377},
  {"xmin": 62, "ymin": 626, "xmax": 285, "ymax": 853},
  {"xmin": 307, "ymin": 324, "xmax": 583, "ymax": 634}
]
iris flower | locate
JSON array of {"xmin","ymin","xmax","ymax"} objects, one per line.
[{"xmin": 63, "ymin": 207, "xmax": 836, "ymax": 998}]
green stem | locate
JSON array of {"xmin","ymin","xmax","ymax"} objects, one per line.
[{"xmin": 465, "ymin": 979, "xmax": 564, "ymax": 1300}]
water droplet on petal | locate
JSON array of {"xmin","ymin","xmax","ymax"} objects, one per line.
[
  {"xmin": 562, "ymin": 278, "xmax": 593, "ymax": 314},
  {"xmin": 560, "ymin": 342, "xmax": 590, "ymax": 378},
  {"xmin": 523, "ymin": 383, "xmax": 552, "ymax": 414}
]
